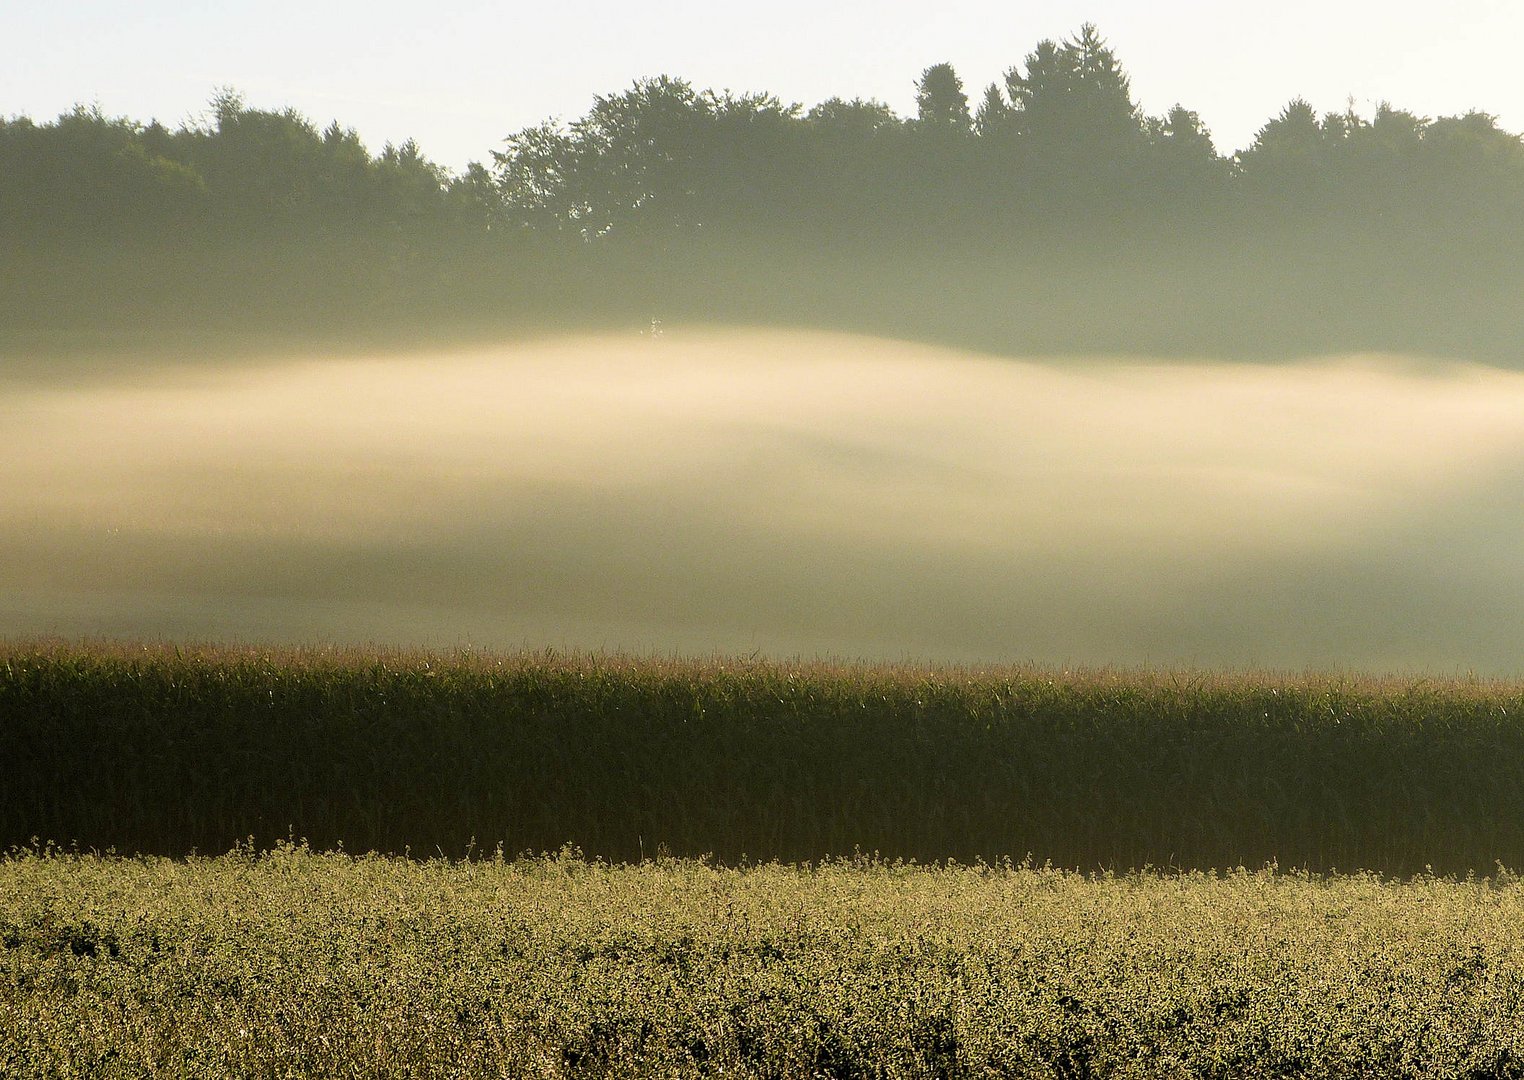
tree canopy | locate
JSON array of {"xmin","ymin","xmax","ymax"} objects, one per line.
[{"xmin": 5, "ymin": 25, "xmax": 1524, "ymax": 362}]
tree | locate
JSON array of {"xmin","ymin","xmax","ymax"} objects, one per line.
[
  {"xmin": 0, "ymin": 104, "xmax": 207, "ymax": 241},
  {"xmin": 694, "ymin": 90, "xmax": 806, "ymax": 229},
  {"xmin": 1151, "ymin": 105, "xmax": 1216, "ymax": 158},
  {"xmin": 494, "ymin": 76, "xmax": 713, "ymax": 239},
  {"xmin": 915, "ymin": 63, "xmax": 970, "ymax": 132},
  {"xmin": 190, "ymin": 90, "xmax": 339, "ymax": 228},
  {"xmin": 493, "ymin": 120, "xmax": 579, "ymax": 231},
  {"xmin": 1137, "ymin": 105, "xmax": 1227, "ymax": 214},
  {"xmin": 1067, "ymin": 22, "xmax": 1141, "ymax": 143},
  {"xmin": 806, "ymin": 97, "xmax": 902, "ymax": 136},
  {"xmin": 1004, "ymin": 38, "xmax": 1068, "ymax": 143},
  {"xmin": 1148, "ymin": 105, "xmax": 1221, "ymax": 181},
  {"xmin": 1003, "ymin": 24, "xmax": 1144, "ymax": 171},
  {"xmin": 1415, "ymin": 111, "xmax": 1524, "ymax": 229},
  {"xmin": 801, "ymin": 98, "xmax": 904, "ymax": 234},
  {"xmin": 1235, "ymin": 98, "xmax": 1328, "ymax": 194},
  {"xmin": 444, "ymin": 161, "xmax": 509, "ymax": 233},
  {"xmin": 973, "ymin": 84, "xmax": 1011, "ymax": 138}
]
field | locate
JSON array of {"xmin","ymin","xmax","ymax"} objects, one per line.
[
  {"xmin": 15, "ymin": 17, "xmax": 1524, "ymax": 1073},
  {"xmin": 6, "ymin": 848, "xmax": 1524, "ymax": 1077},
  {"xmin": 6, "ymin": 642, "xmax": 1524, "ymax": 873},
  {"xmin": 8, "ymin": 641, "xmax": 1524, "ymax": 1076}
]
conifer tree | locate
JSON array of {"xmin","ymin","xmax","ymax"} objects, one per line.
[{"xmin": 915, "ymin": 63, "xmax": 971, "ymax": 132}]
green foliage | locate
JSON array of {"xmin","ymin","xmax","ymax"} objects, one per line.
[
  {"xmin": 0, "ymin": 91, "xmax": 474, "ymax": 249},
  {"xmin": 1004, "ymin": 24, "xmax": 1145, "ymax": 162},
  {"xmin": 5, "ymin": 850, "xmax": 1524, "ymax": 1076},
  {"xmin": 807, "ymin": 96, "xmax": 903, "ymax": 135},
  {"xmin": 493, "ymin": 78, "xmax": 808, "ymax": 239},
  {"xmin": 973, "ymin": 82, "xmax": 1011, "ymax": 138},
  {"xmin": 915, "ymin": 63, "xmax": 971, "ymax": 131},
  {"xmin": 6, "ymin": 643, "xmax": 1524, "ymax": 875},
  {"xmin": 0, "ymin": 105, "xmax": 206, "ymax": 241},
  {"xmin": 8, "ymin": 25, "xmax": 1524, "ymax": 361}
]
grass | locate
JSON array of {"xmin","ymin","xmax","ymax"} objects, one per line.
[
  {"xmin": 9, "ymin": 640, "xmax": 1524, "ymax": 1075},
  {"xmin": 5, "ymin": 846, "xmax": 1524, "ymax": 1077},
  {"xmin": 5, "ymin": 640, "xmax": 1524, "ymax": 874}
]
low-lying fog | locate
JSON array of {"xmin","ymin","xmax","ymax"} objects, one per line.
[{"xmin": 5, "ymin": 329, "xmax": 1524, "ymax": 673}]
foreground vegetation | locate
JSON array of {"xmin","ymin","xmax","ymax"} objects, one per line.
[
  {"xmin": 4, "ymin": 847, "xmax": 1524, "ymax": 1077},
  {"xmin": 10, "ymin": 646, "xmax": 1524, "ymax": 1074},
  {"xmin": 6, "ymin": 641, "xmax": 1524, "ymax": 875}
]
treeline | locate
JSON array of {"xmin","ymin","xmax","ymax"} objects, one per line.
[
  {"xmin": 491, "ymin": 27, "xmax": 1523, "ymax": 250},
  {"xmin": 0, "ymin": 89, "xmax": 532, "ymax": 348},
  {"xmin": 0, "ymin": 90, "xmax": 474, "ymax": 246},
  {"xmin": 5, "ymin": 25, "xmax": 1524, "ymax": 360}
]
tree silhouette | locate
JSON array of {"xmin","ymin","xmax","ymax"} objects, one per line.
[
  {"xmin": 494, "ymin": 76, "xmax": 714, "ymax": 238},
  {"xmin": 1143, "ymin": 104, "xmax": 1225, "ymax": 201},
  {"xmin": 493, "ymin": 120, "xmax": 578, "ymax": 232},
  {"xmin": 915, "ymin": 63, "xmax": 971, "ymax": 132},
  {"xmin": 1240, "ymin": 99, "xmax": 1323, "ymax": 167},
  {"xmin": 10, "ymin": 27, "xmax": 1524, "ymax": 365},
  {"xmin": 973, "ymin": 84, "xmax": 1011, "ymax": 138},
  {"xmin": 1003, "ymin": 23, "xmax": 1145, "ymax": 186},
  {"xmin": 1235, "ymin": 97, "xmax": 1332, "ymax": 205},
  {"xmin": 806, "ymin": 97, "xmax": 901, "ymax": 134}
]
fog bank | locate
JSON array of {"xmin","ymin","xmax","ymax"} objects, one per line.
[{"xmin": 6, "ymin": 330, "xmax": 1524, "ymax": 673}]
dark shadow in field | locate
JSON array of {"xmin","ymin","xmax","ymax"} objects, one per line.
[{"xmin": 4, "ymin": 329, "xmax": 1523, "ymax": 673}]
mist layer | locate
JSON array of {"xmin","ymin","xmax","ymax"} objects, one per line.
[{"xmin": 6, "ymin": 330, "xmax": 1524, "ymax": 672}]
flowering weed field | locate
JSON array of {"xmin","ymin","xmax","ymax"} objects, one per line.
[{"xmin": 4, "ymin": 847, "xmax": 1524, "ymax": 1077}]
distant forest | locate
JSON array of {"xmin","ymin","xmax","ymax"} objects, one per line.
[{"xmin": 5, "ymin": 25, "xmax": 1523, "ymax": 362}]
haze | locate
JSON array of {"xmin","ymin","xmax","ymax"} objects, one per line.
[{"xmin": 5, "ymin": 330, "xmax": 1524, "ymax": 673}]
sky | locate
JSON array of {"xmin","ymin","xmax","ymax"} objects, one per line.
[{"xmin": 6, "ymin": 1, "xmax": 1523, "ymax": 173}]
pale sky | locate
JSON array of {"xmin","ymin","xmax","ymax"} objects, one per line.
[{"xmin": 6, "ymin": 1, "xmax": 1521, "ymax": 173}]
